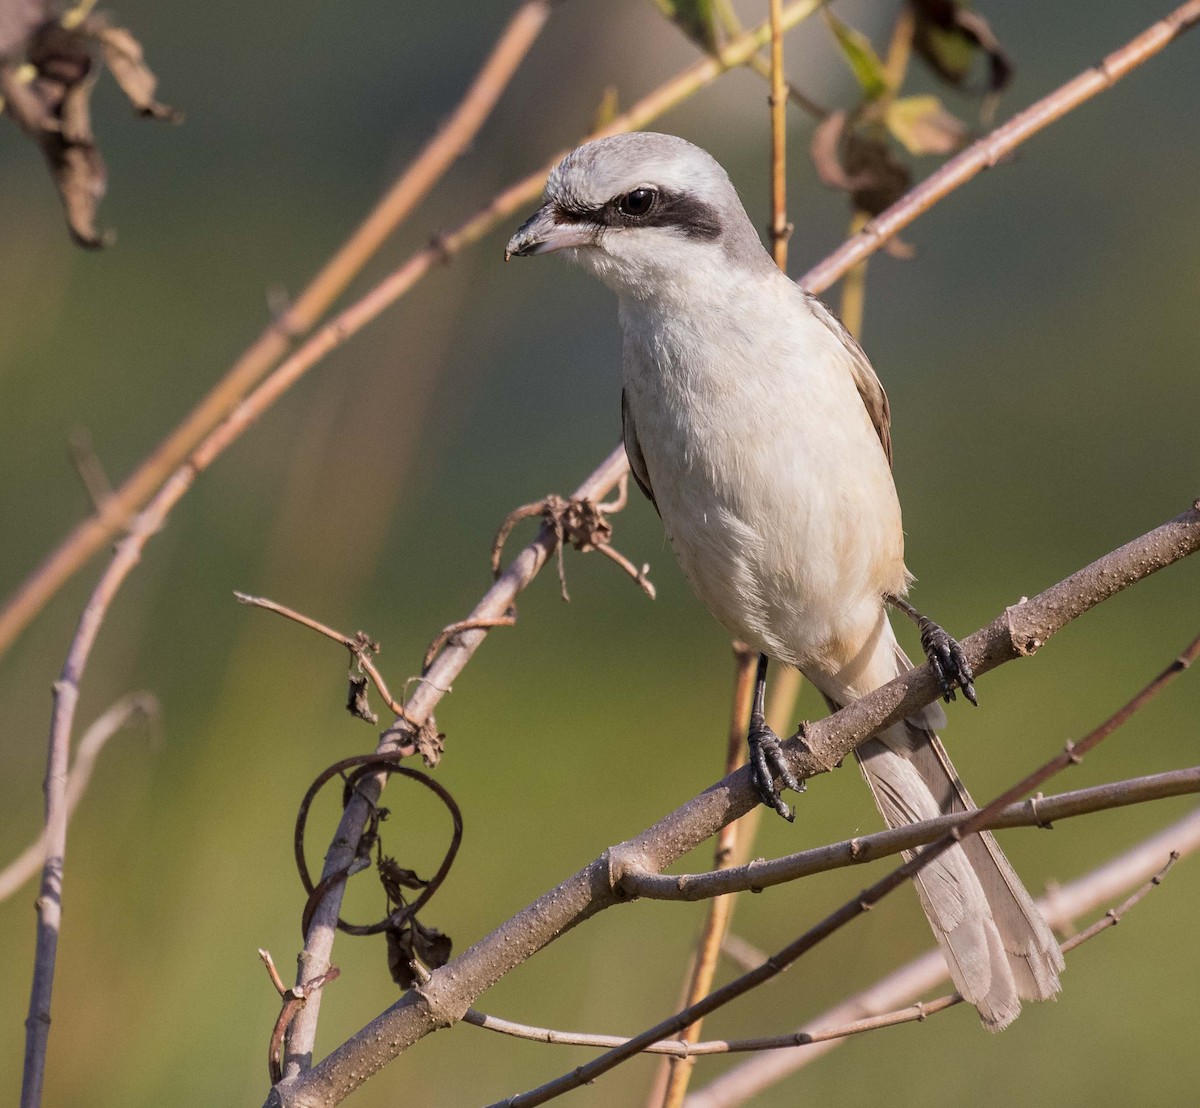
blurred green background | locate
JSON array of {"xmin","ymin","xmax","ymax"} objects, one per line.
[{"xmin": 1, "ymin": 1, "xmax": 1198, "ymax": 1105}]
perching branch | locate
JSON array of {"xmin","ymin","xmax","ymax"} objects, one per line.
[
  {"xmin": 485, "ymin": 628, "xmax": 1200, "ymax": 1106},
  {"xmin": 266, "ymin": 502, "xmax": 1200, "ymax": 1107}
]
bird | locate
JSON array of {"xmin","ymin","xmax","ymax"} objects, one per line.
[{"xmin": 505, "ymin": 131, "xmax": 1062, "ymax": 1031}]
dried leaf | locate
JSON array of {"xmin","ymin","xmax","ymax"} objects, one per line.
[
  {"xmin": 411, "ymin": 918, "xmax": 452, "ymax": 970},
  {"xmin": 85, "ymin": 16, "xmax": 181, "ymax": 121},
  {"xmin": 379, "ymin": 855, "xmax": 428, "ymax": 902},
  {"xmin": 0, "ymin": 9, "xmax": 177, "ymax": 247},
  {"xmin": 911, "ymin": 0, "xmax": 1014, "ymax": 97},
  {"xmin": 346, "ymin": 674, "xmax": 377, "ymax": 724},
  {"xmin": 811, "ymin": 110, "xmax": 911, "ymax": 217},
  {"xmin": 414, "ymin": 718, "xmax": 444, "ymax": 769},
  {"xmin": 884, "ymin": 94, "xmax": 968, "ymax": 156},
  {"xmin": 823, "ymin": 10, "xmax": 889, "ymax": 101},
  {"xmin": 385, "ymin": 917, "xmax": 453, "ymax": 988}
]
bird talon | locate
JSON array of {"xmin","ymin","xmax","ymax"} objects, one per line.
[
  {"xmin": 920, "ymin": 620, "xmax": 977, "ymax": 705},
  {"xmin": 748, "ymin": 723, "xmax": 803, "ymax": 822}
]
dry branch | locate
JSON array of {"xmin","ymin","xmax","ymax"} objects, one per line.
[
  {"xmin": 464, "ymin": 848, "xmax": 1181, "ymax": 1059},
  {"xmin": 484, "ymin": 628, "xmax": 1200, "ymax": 1105},
  {"xmin": 0, "ymin": 692, "xmax": 157, "ymax": 903},
  {"xmin": 625, "ymin": 767, "xmax": 1200, "ymax": 901},
  {"xmin": 686, "ymin": 807, "xmax": 1200, "ymax": 1106},
  {"xmin": 266, "ymin": 503, "xmax": 1200, "ymax": 1107}
]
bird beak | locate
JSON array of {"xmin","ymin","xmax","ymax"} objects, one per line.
[{"xmin": 505, "ymin": 204, "xmax": 594, "ymax": 260}]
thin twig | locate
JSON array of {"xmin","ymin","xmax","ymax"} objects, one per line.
[
  {"xmin": 265, "ymin": 503, "xmax": 1200, "ymax": 1108},
  {"xmin": 20, "ymin": 498, "xmax": 173, "ymax": 1108},
  {"xmin": 486, "ymin": 633, "xmax": 1200, "ymax": 1107},
  {"xmin": 233, "ymin": 591, "xmax": 416, "ymax": 724},
  {"xmin": 466, "ymin": 850, "xmax": 1180, "ymax": 1057},
  {"xmin": 0, "ymin": 692, "xmax": 158, "ymax": 903},
  {"xmin": 687, "ymin": 813, "xmax": 1200, "ymax": 1106},
  {"xmin": 623, "ymin": 766, "xmax": 1200, "ymax": 901},
  {"xmin": 767, "ymin": 0, "xmax": 791, "ymax": 269},
  {"xmin": 0, "ymin": 0, "xmax": 556, "ymax": 659}
]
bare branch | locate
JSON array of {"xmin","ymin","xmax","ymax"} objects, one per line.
[
  {"xmin": 0, "ymin": 0, "xmax": 556, "ymax": 659},
  {"xmin": 625, "ymin": 767, "xmax": 1200, "ymax": 901},
  {"xmin": 467, "ymin": 848, "xmax": 1180, "ymax": 1058},
  {"xmin": 0, "ymin": 692, "xmax": 157, "ymax": 903},
  {"xmin": 687, "ymin": 808, "xmax": 1200, "ymax": 1106},
  {"xmin": 267, "ymin": 503, "xmax": 1200, "ymax": 1108},
  {"xmin": 486, "ymin": 627, "xmax": 1200, "ymax": 1106}
]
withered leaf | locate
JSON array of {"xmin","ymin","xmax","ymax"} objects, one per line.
[
  {"xmin": 884, "ymin": 94, "xmax": 968, "ymax": 157},
  {"xmin": 85, "ymin": 15, "xmax": 181, "ymax": 122},
  {"xmin": 910, "ymin": 0, "xmax": 1014, "ymax": 98},
  {"xmin": 411, "ymin": 918, "xmax": 452, "ymax": 970},
  {"xmin": 386, "ymin": 917, "xmax": 453, "ymax": 988},
  {"xmin": 346, "ymin": 674, "xmax": 378, "ymax": 724},
  {"xmin": 378, "ymin": 855, "xmax": 428, "ymax": 903},
  {"xmin": 0, "ymin": 9, "xmax": 177, "ymax": 248},
  {"xmin": 811, "ymin": 110, "xmax": 911, "ymax": 217}
]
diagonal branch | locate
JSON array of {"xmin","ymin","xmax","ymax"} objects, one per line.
[
  {"xmin": 487, "ymin": 629, "xmax": 1200, "ymax": 1106},
  {"xmin": 0, "ymin": 0, "xmax": 555, "ymax": 659},
  {"xmin": 266, "ymin": 502, "xmax": 1200, "ymax": 1107}
]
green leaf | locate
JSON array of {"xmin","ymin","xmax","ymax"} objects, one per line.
[
  {"xmin": 823, "ymin": 10, "xmax": 888, "ymax": 101},
  {"xmin": 654, "ymin": 0, "xmax": 721, "ymax": 51},
  {"xmin": 884, "ymin": 94, "xmax": 968, "ymax": 156}
]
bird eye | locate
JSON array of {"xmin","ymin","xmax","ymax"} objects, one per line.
[{"xmin": 618, "ymin": 188, "xmax": 657, "ymax": 217}]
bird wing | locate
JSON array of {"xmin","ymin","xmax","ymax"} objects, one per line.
[
  {"xmin": 804, "ymin": 292, "xmax": 893, "ymax": 467},
  {"xmin": 621, "ymin": 388, "xmax": 658, "ymax": 513}
]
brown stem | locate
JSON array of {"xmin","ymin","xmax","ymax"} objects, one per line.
[
  {"xmin": 266, "ymin": 503, "xmax": 1200, "ymax": 1108},
  {"xmin": 654, "ymin": 645, "xmax": 758, "ymax": 1108},
  {"xmin": 487, "ymin": 629, "xmax": 1200, "ymax": 1106},
  {"xmin": 624, "ymin": 766, "xmax": 1200, "ymax": 900},
  {"xmin": 687, "ymin": 810, "xmax": 1200, "ymax": 1106}
]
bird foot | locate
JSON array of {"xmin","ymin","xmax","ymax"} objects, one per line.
[
  {"xmin": 748, "ymin": 721, "xmax": 805, "ymax": 822},
  {"xmin": 918, "ymin": 619, "xmax": 977, "ymax": 705}
]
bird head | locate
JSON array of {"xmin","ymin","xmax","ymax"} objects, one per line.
[{"xmin": 505, "ymin": 133, "xmax": 773, "ymax": 297}]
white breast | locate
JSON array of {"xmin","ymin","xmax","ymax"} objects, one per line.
[{"xmin": 619, "ymin": 270, "xmax": 907, "ymax": 671}]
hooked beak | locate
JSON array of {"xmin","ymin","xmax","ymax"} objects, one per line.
[{"xmin": 505, "ymin": 204, "xmax": 595, "ymax": 260}]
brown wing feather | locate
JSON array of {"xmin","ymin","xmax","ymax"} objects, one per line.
[
  {"xmin": 621, "ymin": 389, "xmax": 659, "ymax": 514},
  {"xmin": 804, "ymin": 292, "xmax": 893, "ymax": 466}
]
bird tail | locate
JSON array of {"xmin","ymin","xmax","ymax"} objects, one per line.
[{"xmin": 828, "ymin": 621, "xmax": 1063, "ymax": 1031}]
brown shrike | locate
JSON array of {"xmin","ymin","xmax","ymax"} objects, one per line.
[{"xmin": 507, "ymin": 132, "xmax": 1062, "ymax": 1030}]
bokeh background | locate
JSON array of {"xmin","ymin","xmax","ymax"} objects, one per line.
[{"xmin": 1, "ymin": 2, "xmax": 1198, "ymax": 1105}]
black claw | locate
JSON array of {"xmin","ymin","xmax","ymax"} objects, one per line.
[
  {"xmin": 748, "ymin": 722, "xmax": 804, "ymax": 822},
  {"xmin": 919, "ymin": 619, "xmax": 977, "ymax": 705}
]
